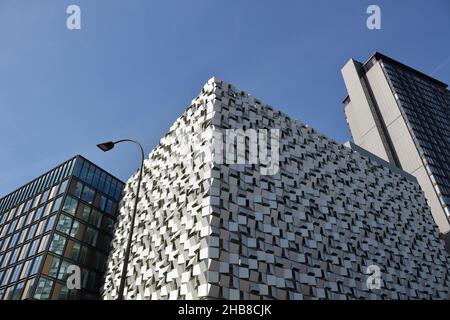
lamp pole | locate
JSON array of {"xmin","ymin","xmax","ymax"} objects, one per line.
[{"xmin": 97, "ymin": 139, "xmax": 144, "ymax": 300}]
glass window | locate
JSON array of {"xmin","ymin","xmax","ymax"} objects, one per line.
[
  {"xmin": 84, "ymin": 227, "xmax": 98, "ymax": 246},
  {"xmin": 114, "ymin": 184, "xmax": 122, "ymax": 201},
  {"xmin": 72, "ymin": 158, "xmax": 83, "ymax": 177},
  {"xmin": 56, "ymin": 215, "xmax": 73, "ymax": 235},
  {"xmin": 34, "ymin": 206, "xmax": 44, "ymax": 222},
  {"xmin": 21, "ymin": 277, "xmax": 35, "ymax": 300},
  {"xmin": 81, "ymin": 186, "xmax": 95, "ymax": 205},
  {"xmin": 57, "ymin": 260, "xmax": 71, "ymax": 281},
  {"xmin": 38, "ymin": 234, "xmax": 50, "ymax": 253},
  {"xmin": 35, "ymin": 220, "xmax": 46, "ymax": 237},
  {"xmin": 10, "ymin": 232, "xmax": 19, "ymax": 247},
  {"xmin": 59, "ymin": 286, "xmax": 70, "ymax": 300},
  {"xmin": 31, "ymin": 194, "xmax": 41, "ymax": 210},
  {"xmin": 99, "ymin": 172, "xmax": 106, "ymax": 190},
  {"xmin": 70, "ymin": 220, "xmax": 80, "ymax": 238},
  {"xmin": 105, "ymin": 199, "xmax": 113, "ymax": 215},
  {"xmin": 1, "ymin": 267, "xmax": 13, "ymax": 286},
  {"xmin": 28, "ymin": 238, "xmax": 40, "ymax": 256},
  {"xmin": 33, "ymin": 277, "xmax": 53, "ymax": 300},
  {"xmin": 110, "ymin": 180, "xmax": 117, "ymax": 198},
  {"xmin": 82, "ymin": 206, "xmax": 91, "ymax": 222},
  {"xmin": 58, "ymin": 180, "xmax": 69, "ymax": 196},
  {"xmin": 45, "ymin": 214, "xmax": 57, "ymax": 232},
  {"xmin": 73, "ymin": 181, "xmax": 83, "ymax": 198},
  {"xmin": 20, "ymin": 259, "xmax": 31, "ymax": 279},
  {"xmin": 11, "ymin": 280, "xmax": 24, "ymax": 300},
  {"xmin": 3, "ymin": 285, "xmax": 14, "ymax": 300},
  {"xmin": 81, "ymin": 268, "xmax": 89, "ymax": 289},
  {"xmin": 105, "ymin": 176, "xmax": 111, "ymax": 196},
  {"xmin": 1, "ymin": 251, "xmax": 11, "ymax": 269},
  {"xmin": 27, "ymin": 224, "xmax": 38, "ymax": 241},
  {"xmin": 48, "ymin": 256, "xmax": 60, "ymax": 278},
  {"xmin": 26, "ymin": 210, "xmax": 35, "ymax": 226},
  {"xmin": 104, "ymin": 216, "xmax": 114, "ymax": 233},
  {"xmin": 86, "ymin": 165, "xmax": 94, "ymax": 185},
  {"xmin": 62, "ymin": 196, "xmax": 78, "ymax": 215},
  {"xmin": 24, "ymin": 199, "xmax": 33, "ymax": 213},
  {"xmin": 52, "ymin": 196, "xmax": 63, "ymax": 213},
  {"xmin": 80, "ymin": 163, "xmax": 88, "ymax": 181},
  {"xmin": 79, "ymin": 246, "xmax": 87, "ymax": 264},
  {"xmin": 71, "ymin": 242, "xmax": 81, "ymax": 261},
  {"xmin": 99, "ymin": 195, "xmax": 107, "ymax": 211},
  {"xmin": 92, "ymin": 170, "xmax": 100, "ymax": 189},
  {"xmin": 40, "ymin": 190, "xmax": 50, "ymax": 206},
  {"xmin": 42, "ymin": 201, "xmax": 53, "ymax": 218},
  {"xmin": 17, "ymin": 203, "xmax": 25, "ymax": 216},
  {"xmin": 2, "ymin": 237, "xmax": 11, "ymax": 252},
  {"xmin": 0, "ymin": 213, "xmax": 7, "ymax": 225},
  {"xmin": 8, "ymin": 219, "xmax": 18, "ymax": 234},
  {"xmin": 30, "ymin": 255, "xmax": 43, "ymax": 275},
  {"xmin": 10, "ymin": 262, "xmax": 23, "ymax": 283},
  {"xmin": 49, "ymin": 185, "xmax": 58, "ymax": 200},
  {"xmin": 10, "ymin": 247, "xmax": 20, "ymax": 264},
  {"xmin": 49, "ymin": 234, "xmax": 66, "ymax": 255},
  {"xmin": 90, "ymin": 209, "xmax": 102, "ymax": 228},
  {"xmin": 19, "ymin": 243, "xmax": 30, "ymax": 261}
]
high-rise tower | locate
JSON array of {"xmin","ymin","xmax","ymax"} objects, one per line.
[{"xmin": 342, "ymin": 52, "xmax": 450, "ymax": 234}]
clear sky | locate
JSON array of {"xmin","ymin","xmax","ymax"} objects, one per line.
[{"xmin": 0, "ymin": 0, "xmax": 449, "ymax": 196}]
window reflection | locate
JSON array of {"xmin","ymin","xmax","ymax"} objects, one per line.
[
  {"xmin": 0, "ymin": 157, "xmax": 124, "ymax": 300},
  {"xmin": 56, "ymin": 215, "xmax": 73, "ymax": 235},
  {"xmin": 49, "ymin": 234, "xmax": 67, "ymax": 255},
  {"xmin": 62, "ymin": 196, "xmax": 78, "ymax": 215},
  {"xmin": 81, "ymin": 186, "xmax": 95, "ymax": 205},
  {"xmin": 58, "ymin": 180, "xmax": 68, "ymax": 196},
  {"xmin": 34, "ymin": 277, "xmax": 53, "ymax": 300}
]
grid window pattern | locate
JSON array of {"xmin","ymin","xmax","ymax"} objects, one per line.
[
  {"xmin": 0, "ymin": 156, "xmax": 124, "ymax": 300},
  {"xmin": 36, "ymin": 177, "xmax": 119, "ymax": 299},
  {"xmin": 0, "ymin": 158, "xmax": 75, "ymax": 215},
  {"xmin": 71, "ymin": 158, "xmax": 123, "ymax": 202},
  {"xmin": 379, "ymin": 60, "xmax": 450, "ymax": 216}
]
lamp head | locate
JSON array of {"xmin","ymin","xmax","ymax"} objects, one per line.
[{"xmin": 97, "ymin": 141, "xmax": 115, "ymax": 152}]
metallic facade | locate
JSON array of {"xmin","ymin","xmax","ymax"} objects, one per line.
[
  {"xmin": 0, "ymin": 155, "xmax": 124, "ymax": 300},
  {"xmin": 103, "ymin": 77, "xmax": 450, "ymax": 300},
  {"xmin": 342, "ymin": 52, "xmax": 450, "ymax": 234}
]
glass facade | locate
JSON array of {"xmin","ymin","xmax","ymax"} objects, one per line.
[
  {"xmin": 358, "ymin": 52, "xmax": 450, "ymax": 221},
  {"xmin": 0, "ymin": 155, "xmax": 124, "ymax": 300},
  {"xmin": 363, "ymin": 54, "xmax": 450, "ymax": 219}
]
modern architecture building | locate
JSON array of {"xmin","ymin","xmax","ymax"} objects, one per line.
[
  {"xmin": 0, "ymin": 155, "xmax": 124, "ymax": 300},
  {"xmin": 341, "ymin": 52, "xmax": 450, "ymax": 234},
  {"xmin": 102, "ymin": 77, "xmax": 450, "ymax": 300}
]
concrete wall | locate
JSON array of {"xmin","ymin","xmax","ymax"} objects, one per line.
[{"xmin": 341, "ymin": 59, "xmax": 391, "ymax": 162}]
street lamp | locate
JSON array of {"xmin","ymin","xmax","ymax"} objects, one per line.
[{"xmin": 97, "ymin": 139, "xmax": 145, "ymax": 300}]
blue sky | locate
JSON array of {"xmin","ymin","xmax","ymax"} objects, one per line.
[{"xmin": 0, "ymin": 0, "xmax": 449, "ymax": 196}]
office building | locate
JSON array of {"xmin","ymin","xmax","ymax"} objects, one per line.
[
  {"xmin": 102, "ymin": 77, "xmax": 450, "ymax": 300},
  {"xmin": 341, "ymin": 52, "xmax": 450, "ymax": 234},
  {"xmin": 0, "ymin": 155, "xmax": 124, "ymax": 300}
]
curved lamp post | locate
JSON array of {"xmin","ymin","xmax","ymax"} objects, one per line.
[{"xmin": 97, "ymin": 139, "xmax": 144, "ymax": 300}]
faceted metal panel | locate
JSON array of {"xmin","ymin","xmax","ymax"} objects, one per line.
[{"xmin": 102, "ymin": 77, "xmax": 450, "ymax": 300}]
